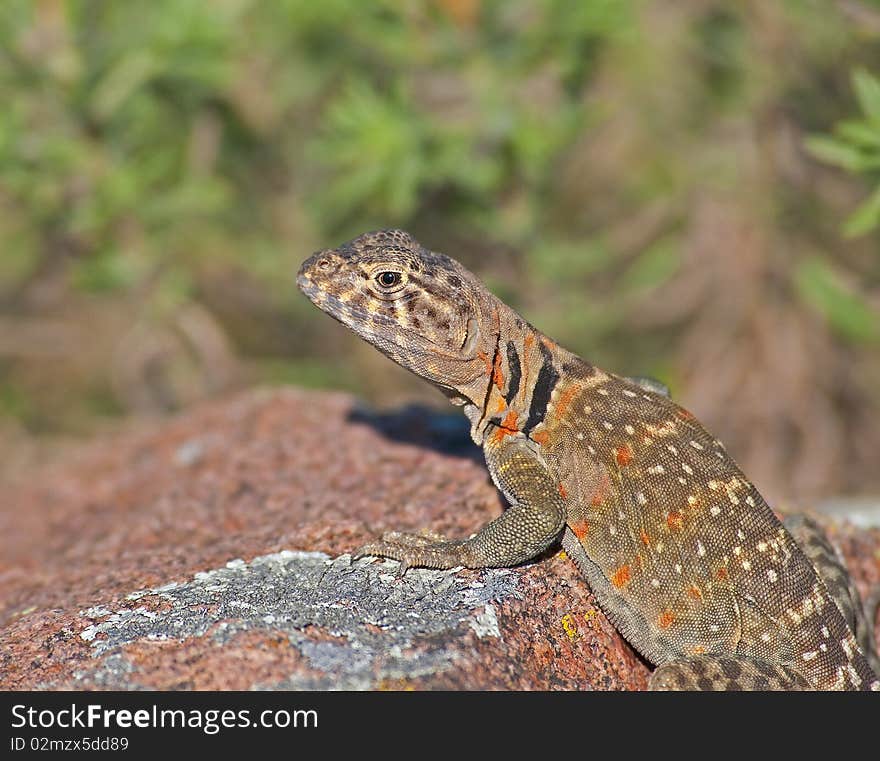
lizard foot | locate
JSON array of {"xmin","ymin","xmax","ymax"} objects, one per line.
[{"xmin": 352, "ymin": 530, "xmax": 469, "ymax": 576}]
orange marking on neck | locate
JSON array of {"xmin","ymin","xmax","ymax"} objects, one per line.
[
  {"xmin": 476, "ymin": 350, "xmax": 492, "ymax": 376},
  {"xmin": 611, "ymin": 564, "xmax": 631, "ymax": 588},
  {"xmin": 615, "ymin": 445, "xmax": 632, "ymax": 467},
  {"xmin": 686, "ymin": 584, "xmax": 703, "ymax": 600},
  {"xmin": 540, "ymin": 335, "xmax": 557, "ymax": 350},
  {"xmin": 715, "ymin": 566, "xmax": 729, "ymax": 581},
  {"xmin": 495, "ymin": 397, "xmax": 507, "ymax": 414},
  {"xmin": 558, "ymin": 483, "xmax": 568, "ymax": 499},
  {"xmin": 553, "ymin": 383, "xmax": 581, "ymax": 421},
  {"xmin": 492, "ymin": 351, "xmax": 504, "ymax": 390},
  {"xmin": 640, "ymin": 530, "xmax": 651, "ymax": 546},
  {"xmin": 491, "ymin": 410, "xmax": 520, "ymax": 443},
  {"xmin": 666, "ymin": 511, "xmax": 684, "ymax": 531},
  {"xmin": 532, "ymin": 430, "xmax": 550, "ymax": 446},
  {"xmin": 524, "ymin": 333, "xmax": 535, "ymax": 349},
  {"xmin": 676, "ymin": 408, "xmax": 695, "ymax": 421},
  {"xmin": 658, "ymin": 610, "xmax": 676, "ymax": 629},
  {"xmin": 571, "ymin": 520, "xmax": 589, "ymax": 540}
]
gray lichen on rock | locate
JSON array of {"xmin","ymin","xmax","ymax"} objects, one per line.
[{"xmin": 74, "ymin": 549, "xmax": 520, "ymax": 689}]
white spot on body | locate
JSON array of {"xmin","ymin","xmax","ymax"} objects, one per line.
[
  {"xmin": 689, "ymin": 441, "xmax": 703, "ymax": 450},
  {"xmin": 636, "ymin": 492, "xmax": 647, "ymax": 506},
  {"xmin": 625, "ymin": 425, "xmax": 635, "ymax": 435},
  {"xmin": 597, "ymin": 388, "xmax": 609, "ymax": 396},
  {"xmin": 667, "ymin": 444, "xmax": 678, "ymax": 455},
  {"xmin": 648, "ymin": 465, "xmax": 665, "ymax": 475},
  {"xmin": 708, "ymin": 480, "xmax": 719, "ymax": 491},
  {"xmin": 602, "ymin": 421, "xmax": 613, "ymax": 430},
  {"xmin": 847, "ymin": 664, "xmax": 862, "ymax": 686},
  {"xmin": 696, "ymin": 540, "xmax": 706, "ymax": 557},
  {"xmin": 710, "ymin": 505, "xmax": 721, "ymax": 516},
  {"xmin": 674, "ymin": 564, "xmax": 682, "ymax": 574},
  {"xmin": 651, "ymin": 578, "xmax": 660, "ymax": 588},
  {"xmin": 687, "ymin": 496, "xmax": 697, "ymax": 506},
  {"xmin": 742, "ymin": 560, "xmax": 752, "ymax": 571},
  {"xmin": 767, "ymin": 569, "xmax": 778, "ymax": 583}
]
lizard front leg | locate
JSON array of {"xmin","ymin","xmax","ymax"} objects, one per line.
[{"xmin": 354, "ymin": 434, "xmax": 567, "ymax": 573}]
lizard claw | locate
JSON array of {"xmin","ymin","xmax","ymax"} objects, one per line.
[{"xmin": 351, "ymin": 541, "xmax": 411, "ymax": 576}]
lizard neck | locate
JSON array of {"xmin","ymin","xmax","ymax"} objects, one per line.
[{"xmin": 454, "ymin": 298, "xmax": 583, "ymax": 446}]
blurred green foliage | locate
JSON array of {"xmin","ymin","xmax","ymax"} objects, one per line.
[
  {"xmin": 0, "ymin": 0, "xmax": 879, "ymax": 465},
  {"xmin": 807, "ymin": 68, "xmax": 880, "ymax": 237}
]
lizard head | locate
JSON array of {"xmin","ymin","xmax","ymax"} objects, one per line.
[{"xmin": 297, "ymin": 229, "xmax": 490, "ymax": 395}]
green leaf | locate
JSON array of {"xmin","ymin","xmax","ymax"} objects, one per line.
[
  {"xmin": 795, "ymin": 257, "xmax": 880, "ymax": 343},
  {"xmin": 852, "ymin": 68, "xmax": 880, "ymax": 124},
  {"xmin": 804, "ymin": 135, "xmax": 868, "ymax": 173},
  {"xmin": 623, "ymin": 239, "xmax": 681, "ymax": 291},
  {"xmin": 836, "ymin": 119, "xmax": 880, "ymax": 148},
  {"xmin": 843, "ymin": 185, "xmax": 880, "ymax": 237},
  {"xmin": 90, "ymin": 51, "xmax": 159, "ymax": 122}
]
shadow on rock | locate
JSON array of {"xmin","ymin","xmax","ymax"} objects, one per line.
[{"xmin": 347, "ymin": 403, "xmax": 483, "ymax": 465}]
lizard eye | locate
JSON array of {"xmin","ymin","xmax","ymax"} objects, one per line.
[{"xmin": 376, "ymin": 271, "xmax": 402, "ymax": 289}]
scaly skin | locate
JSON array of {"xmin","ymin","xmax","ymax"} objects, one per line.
[{"xmin": 297, "ymin": 229, "xmax": 879, "ymax": 691}]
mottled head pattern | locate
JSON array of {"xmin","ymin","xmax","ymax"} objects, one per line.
[{"xmin": 298, "ymin": 230, "xmax": 489, "ymax": 391}]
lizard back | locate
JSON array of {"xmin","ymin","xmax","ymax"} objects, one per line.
[{"xmin": 531, "ymin": 361, "xmax": 875, "ymax": 690}]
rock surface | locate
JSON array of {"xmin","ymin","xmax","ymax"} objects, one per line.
[{"xmin": 0, "ymin": 388, "xmax": 877, "ymax": 690}]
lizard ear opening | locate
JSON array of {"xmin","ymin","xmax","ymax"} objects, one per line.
[{"xmin": 462, "ymin": 316, "xmax": 480, "ymax": 356}]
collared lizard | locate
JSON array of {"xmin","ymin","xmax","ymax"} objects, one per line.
[{"xmin": 297, "ymin": 228, "xmax": 880, "ymax": 691}]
